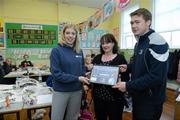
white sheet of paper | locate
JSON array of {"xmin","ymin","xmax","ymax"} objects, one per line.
[{"xmin": 37, "ymin": 94, "xmax": 52, "ymax": 104}]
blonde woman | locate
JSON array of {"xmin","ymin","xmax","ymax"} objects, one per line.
[{"xmin": 50, "ymin": 24, "xmax": 89, "ymax": 120}]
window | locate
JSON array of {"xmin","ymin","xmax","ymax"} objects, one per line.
[
  {"xmin": 154, "ymin": 0, "xmax": 180, "ymax": 48},
  {"xmin": 120, "ymin": 5, "xmax": 139, "ymax": 49}
]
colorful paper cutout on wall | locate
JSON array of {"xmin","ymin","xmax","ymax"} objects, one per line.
[
  {"xmin": 116, "ymin": 0, "xmax": 131, "ymax": 10},
  {"xmin": 75, "ymin": 0, "xmax": 131, "ymax": 34},
  {"xmin": 0, "ymin": 33, "xmax": 5, "ymax": 47},
  {"xmin": 0, "ymin": 18, "xmax": 4, "ymax": 33},
  {"xmin": 103, "ymin": 0, "xmax": 115, "ymax": 21},
  {"xmin": 80, "ymin": 29, "xmax": 107, "ymax": 49}
]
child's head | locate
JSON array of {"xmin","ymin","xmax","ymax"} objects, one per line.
[
  {"xmin": 85, "ymin": 54, "xmax": 92, "ymax": 65},
  {"xmin": 23, "ymin": 54, "xmax": 29, "ymax": 60},
  {"xmin": 5, "ymin": 58, "xmax": 12, "ymax": 65}
]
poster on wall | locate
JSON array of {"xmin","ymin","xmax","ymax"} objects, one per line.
[
  {"xmin": 6, "ymin": 48, "xmax": 52, "ymax": 60},
  {"xmin": 5, "ymin": 23, "xmax": 58, "ymax": 48},
  {"xmin": 0, "ymin": 18, "xmax": 5, "ymax": 48},
  {"xmin": 80, "ymin": 29, "xmax": 107, "ymax": 49}
]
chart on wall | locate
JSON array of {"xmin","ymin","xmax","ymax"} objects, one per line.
[
  {"xmin": 80, "ymin": 29, "xmax": 107, "ymax": 49},
  {"xmin": 5, "ymin": 23, "xmax": 58, "ymax": 48}
]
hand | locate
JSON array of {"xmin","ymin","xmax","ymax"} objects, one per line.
[
  {"xmin": 85, "ymin": 72, "xmax": 91, "ymax": 78},
  {"xmin": 112, "ymin": 81, "xmax": 126, "ymax": 92},
  {"xmin": 85, "ymin": 72, "xmax": 91, "ymax": 76},
  {"xmin": 83, "ymin": 85, "xmax": 89, "ymax": 93},
  {"xmin": 119, "ymin": 64, "xmax": 127, "ymax": 72},
  {"xmin": 87, "ymin": 64, "xmax": 93, "ymax": 71},
  {"xmin": 79, "ymin": 76, "xmax": 90, "ymax": 85}
]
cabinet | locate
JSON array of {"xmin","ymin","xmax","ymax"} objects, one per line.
[
  {"xmin": 166, "ymin": 88, "xmax": 176, "ymax": 105},
  {"xmin": 175, "ymin": 101, "xmax": 180, "ymax": 120}
]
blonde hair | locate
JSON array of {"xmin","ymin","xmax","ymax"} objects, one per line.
[{"xmin": 62, "ymin": 24, "xmax": 81, "ymax": 53}]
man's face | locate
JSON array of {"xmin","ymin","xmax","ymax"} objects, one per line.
[{"xmin": 130, "ymin": 15, "xmax": 151, "ymax": 36}]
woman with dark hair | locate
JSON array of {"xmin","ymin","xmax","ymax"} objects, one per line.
[{"xmin": 92, "ymin": 33, "xmax": 129, "ymax": 120}]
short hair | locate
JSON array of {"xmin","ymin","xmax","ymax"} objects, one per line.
[
  {"xmin": 0, "ymin": 55, "xmax": 3, "ymax": 61},
  {"xmin": 23, "ymin": 54, "xmax": 29, "ymax": 58},
  {"xmin": 62, "ymin": 24, "xmax": 80, "ymax": 53},
  {"xmin": 130, "ymin": 8, "xmax": 152, "ymax": 22},
  {"xmin": 99, "ymin": 33, "xmax": 119, "ymax": 54}
]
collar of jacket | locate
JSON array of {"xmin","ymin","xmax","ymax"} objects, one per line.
[
  {"xmin": 58, "ymin": 43, "xmax": 73, "ymax": 49},
  {"xmin": 138, "ymin": 29, "xmax": 155, "ymax": 43}
]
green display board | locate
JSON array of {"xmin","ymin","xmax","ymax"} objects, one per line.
[{"xmin": 5, "ymin": 23, "xmax": 58, "ymax": 48}]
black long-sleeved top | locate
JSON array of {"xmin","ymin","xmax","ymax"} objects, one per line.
[
  {"xmin": 20, "ymin": 60, "xmax": 33, "ymax": 67},
  {"xmin": 0, "ymin": 65, "xmax": 5, "ymax": 81},
  {"xmin": 3, "ymin": 62, "xmax": 17, "ymax": 75},
  {"xmin": 92, "ymin": 54, "xmax": 130, "ymax": 101}
]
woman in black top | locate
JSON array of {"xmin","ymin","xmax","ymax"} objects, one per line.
[{"xmin": 92, "ymin": 33, "xmax": 129, "ymax": 120}]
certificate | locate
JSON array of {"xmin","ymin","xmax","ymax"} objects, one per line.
[{"xmin": 90, "ymin": 65, "xmax": 119, "ymax": 85}]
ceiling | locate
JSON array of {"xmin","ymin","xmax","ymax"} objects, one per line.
[{"xmin": 59, "ymin": 0, "xmax": 108, "ymax": 8}]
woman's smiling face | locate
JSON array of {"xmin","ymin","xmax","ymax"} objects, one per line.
[{"xmin": 64, "ymin": 27, "xmax": 77, "ymax": 46}]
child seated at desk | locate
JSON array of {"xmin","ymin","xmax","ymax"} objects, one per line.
[
  {"xmin": 20, "ymin": 54, "xmax": 33, "ymax": 68},
  {"xmin": 3, "ymin": 58, "xmax": 17, "ymax": 75},
  {"xmin": 0, "ymin": 55, "xmax": 5, "ymax": 82}
]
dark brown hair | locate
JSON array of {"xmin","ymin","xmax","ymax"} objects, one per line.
[{"xmin": 100, "ymin": 33, "xmax": 119, "ymax": 54}]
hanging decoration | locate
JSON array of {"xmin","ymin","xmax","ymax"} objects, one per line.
[
  {"xmin": 116, "ymin": 0, "xmax": 131, "ymax": 10},
  {"xmin": 75, "ymin": 0, "xmax": 131, "ymax": 33},
  {"xmin": 58, "ymin": 0, "xmax": 131, "ymax": 48}
]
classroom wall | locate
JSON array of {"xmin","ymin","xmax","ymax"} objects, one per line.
[
  {"xmin": 0, "ymin": 0, "xmax": 152, "ymax": 66},
  {"xmin": 1, "ymin": 0, "xmax": 58, "ymax": 24},
  {"xmin": 58, "ymin": 3, "xmax": 96, "ymax": 24}
]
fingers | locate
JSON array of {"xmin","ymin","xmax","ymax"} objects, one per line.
[
  {"xmin": 112, "ymin": 82, "xmax": 121, "ymax": 88},
  {"xmin": 85, "ymin": 72, "xmax": 91, "ymax": 76},
  {"xmin": 119, "ymin": 64, "xmax": 127, "ymax": 72},
  {"xmin": 83, "ymin": 85, "xmax": 89, "ymax": 91},
  {"xmin": 83, "ymin": 78, "xmax": 90, "ymax": 85},
  {"xmin": 79, "ymin": 76, "xmax": 90, "ymax": 84},
  {"xmin": 112, "ymin": 82, "xmax": 126, "ymax": 92}
]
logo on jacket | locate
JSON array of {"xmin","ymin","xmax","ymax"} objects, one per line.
[
  {"xmin": 139, "ymin": 49, "xmax": 143, "ymax": 55},
  {"xmin": 75, "ymin": 55, "xmax": 82, "ymax": 58}
]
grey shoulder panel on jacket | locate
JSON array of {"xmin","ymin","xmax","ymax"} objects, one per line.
[
  {"xmin": 148, "ymin": 33, "xmax": 169, "ymax": 62},
  {"xmin": 148, "ymin": 32, "xmax": 166, "ymax": 45}
]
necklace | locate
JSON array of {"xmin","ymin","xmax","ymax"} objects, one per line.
[{"xmin": 102, "ymin": 54, "xmax": 113, "ymax": 62}]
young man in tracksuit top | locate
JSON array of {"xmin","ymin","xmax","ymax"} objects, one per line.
[{"xmin": 113, "ymin": 8, "xmax": 169, "ymax": 120}]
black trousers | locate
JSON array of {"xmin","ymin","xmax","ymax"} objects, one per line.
[
  {"xmin": 133, "ymin": 101, "xmax": 163, "ymax": 120},
  {"xmin": 93, "ymin": 98, "xmax": 124, "ymax": 120}
]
